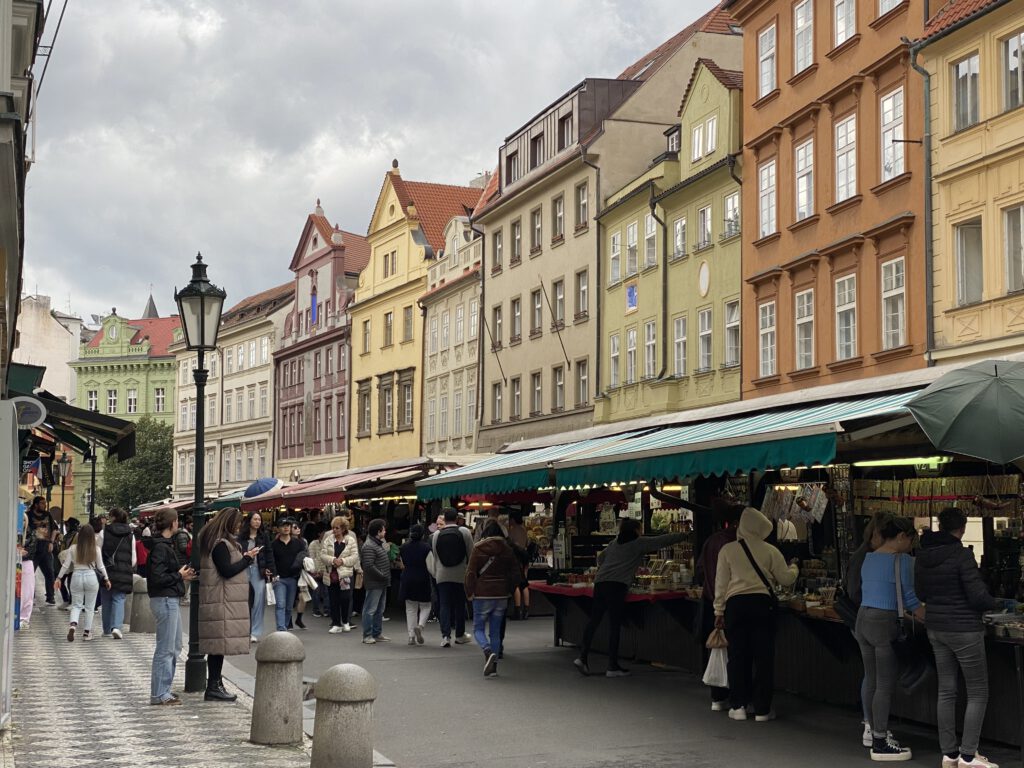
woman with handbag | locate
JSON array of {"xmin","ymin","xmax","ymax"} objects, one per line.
[
  {"xmin": 99, "ymin": 508, "xmax": 136, "ymax": 639},
  {"xmin": 320, "ymin": 516, "xmax": 360, "ymax": 634},
  {"xmin": 713, "ymin": 507, "xmax": 799, "ymax": 723},
  {"xmin": 239, "ymin": 511, "xmax": 277, "ymax": 643},
  {"xmin": 54, "ymin": 524, "xmax": 110, "ymax": 642},
  {"xmin": 856, "ymin": 515, "xmax": 925, "ymax": 762}
]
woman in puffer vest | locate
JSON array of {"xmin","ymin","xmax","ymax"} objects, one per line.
[{"xmin": 197, "ymin": 507, "xmax": 260, "ymax": 702}]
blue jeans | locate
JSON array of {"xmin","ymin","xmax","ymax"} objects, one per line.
[
  {"xmin": 248, "ymin": 565, "xmax": 266, "ymax": 639},
  {"xmin": 472, "ymin": 598, "xmax": 506, "ymax": 654},
  {"xmin": 150, "ymin": 596, "xmax": 182, "ymax": 704},
  {"xmin": 362, "ymin": 588, "xmax": 387, "ymax": 639},
  {"xmin": 100, "ymin": 587, "xmax": 127, "ymax": 634},
  {"xmin": 274, "ymin": 577, "xmax": 297, "ymax": 631},
  {"xmin": 436, "ymin": 581, "xmax": 467, "ymax": 639}
]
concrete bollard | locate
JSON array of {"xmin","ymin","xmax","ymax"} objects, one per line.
[
  {"xmin": 129, "ymin": 577, "xmax": 156, "ymax": 633},
  {"xmin": 310, "ymin": 664, "xmax": 378, "ymax": 768},
  {"xmin": 249, "ymin": 631, "xmax": 306, "ymax": 745},
  {"xmin": 124, "ymin": 575, "xmax": 142, "ymax": 629}
]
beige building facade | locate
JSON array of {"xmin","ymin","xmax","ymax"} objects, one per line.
[{"xmin": 11, "ymin": 294, "xmax": 82, "ymax": 402}]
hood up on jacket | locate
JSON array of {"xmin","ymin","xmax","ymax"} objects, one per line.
[
  {"xmin": 737, "ymin": 507, "xmax": 773, "ymax": 542},
  {"xmin": 916, "ymin": 530, "xmax": 963, "ymax": 569}
]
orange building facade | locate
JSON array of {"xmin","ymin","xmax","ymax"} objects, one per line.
[{"xmin": 727, "ymin": 0, "xmax": 928, "ymax": 397}]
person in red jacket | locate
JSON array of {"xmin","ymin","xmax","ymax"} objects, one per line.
[{"xmin": 135, "ymin": 526, "xmax": 149, "ymax": 577}]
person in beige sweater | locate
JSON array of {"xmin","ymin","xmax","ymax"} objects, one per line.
[{"xmin": 713, "ymin": 507, "xmax": 798, "ymax": 722}]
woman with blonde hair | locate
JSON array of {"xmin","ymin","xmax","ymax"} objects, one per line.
[
  {"xmin": 54, "ymin": 524, "xmax": 109, "ymax": 642},
  {"xmin": 320, "ymin": 515, "xmax": 359, "ymax": 633},
  {"xmin": 197, "ymin": 507, "xmax": 260, "ymax": 701}
]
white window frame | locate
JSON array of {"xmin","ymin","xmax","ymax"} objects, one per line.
[
  {"xmin": 956, "ymin": 218, "xmax": 983, "ymax": 306},
  {"xmin": 1003, "ymin": 30, "xmax": 1024, "ymax": 111},
  {"xmin": 643, "ymin": 320, "xmax": 657, "ymax": 379},
  {"xmin": 493, "ymin": 230, "xmax": 503, "ymax": 268},
  {"xmin": 705, "ymin": 116, "xmax": 718, "ymax": 154},
  {"xmin": 441, "ymin": 310, "xmax": 450, "ymax": 349},
  {"xmin": 794, "ymin": 0, "xmax": 814, "ymax": 74},
  {"xmin": 107, "ymin": 389, "xmax": 117, "ymax": 414},
  {"xmin": 698, "ymin": 205, "xmax": 713, "ymax": 249},
  {"xmin": 610, "ymin": 232, "xmax": 622, "ymax": 283},
  {"xmin": 953, "ymin": 53, "xmax": 980, "ymax": 132},
  {"xmin": 644, "ymin": 214, "xmax": 657, "ymax": 267},
  {"xmin": 575, "ymin": 270, "xmax": 588, "ymax": 317},
  {"xmin": 879, "ymin": 0, "xmax": 900, "ymax": 15},
  {"xmin": 758, "ymin": 24, "xmax": 777, "ymax": 98},
  {"xmin": 724, "ymin": 193, "xmax": 740, "ymax": 237},
  {"xmin": 835, "ymin": 274, "xmax": 858, "ymax": 360},
  {"xmin": 453, "ymin": 391, "xmax": 462, "ymax": 436},
  {"xmin": 469, "ymin": 299, "xmax": 479, "ymax": 339},
  {"xmin": 626, "ymin": 222, "xmax": 638, "ymax": 276},
  {"xmin": 531, "ymin": 372, "xmax": 542, "ymax": 415},
  {"xmin": 1006, "ymin": 204, "xmax": 1024, "ymax": 294},
  {"xmin": 880, "ymin": 87, "xmax": 904, "ymax": 181},
  {"xmin": 553, "ymin": 195, "xmax": 564, "ymax": 239},
  {"xmin": 759, "ymin": 159, "xmax": 777, "ymax": 237},
  {"xmin": 835, "ymin": 114, "xmax": 857, "ymax": 202},
  {"xmin": 881, "ymin": 257, "xmax": 906, "ymax": 350},
  {"xmin": 575, "ymin": 183, "xmax": 588, "ymax": 228},
  {"xmin": 691, "ymin": 123, "xmax": 703, "ymax": 162},
  {"xmin": 576, "ymin": 359, "xmax": 589, "ymax": 406},
  {"xmin": 795, "ymin": 138, "xmax": 815, "ymax": 221},
  {"xmin": 455, "ymin": 304, "xmax": 465, "ymax": 343},
  {"xmin": 532, "ymin": 290, "xmax": 543, "ymax": 332},
  {"xmin": 759, "ymin": 301, "xmax": 777, "ymax": 378},
  {"xmin": 625, "ymin": 327, "xmax": 637, "ymax": 384},
  {"xmin": 673, "ymin": 316, "xmax": 687, "ymax": 377},
  {"xmin": 429, "ymin": 396, "xmax": 437, "ymax": 436},
  {"xmin": 673, "ymin": 218, "xmax": 687, "ymax": 258},
  {"xmin": 698, "ymin": 308, "xmax": 713, "ymax": 372},
  {"xmin": 553, "ymin": 280, "xmax": 565, "ymax": 325},
  {"xmin": 429, "ymin": 316, "xmax": 438, "ymax": 354},
  {"xmin": 127, "ymin": 388, "xmax": 138, "ymax": 414},
  {"xmin": 610, "ymin": 334, "xmax": 621, "ymax": 387},
  {"xmin": 466, "ymin": 387, "xmax": 475, "ymax": 434},
  {"xmin": 553, "ymin": 366, "xmax": 565, "ymax": 411},
  {"xmin": 725, "ymin": 300, "xmax": 740, "ymax": 366},
  {"xmin": 511, "ymin": 377, "xmax": 521, "ymax": 419},
  {"xmin": 512, "ymin": 297, "xmax": 522, "ymax": 338},
  {"xmin": 834, "ymin": 0, "xmax": 856, "ymax": 47},
  {"xmin": 795, "ymin": 289, "xmax": 815, "ymax": 370}
]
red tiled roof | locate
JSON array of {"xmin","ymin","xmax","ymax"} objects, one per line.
[
  {"xmin": 389, "ymin": 175, "xmax": 483, "ymax": 253},
  {"xmin": 923, "ymin": 0, "xmax": 1004, "ymax": 39},
  {"xmin": 337, "ymin": 228, "xmax": 371, "ymax": 274},
  {"xmin": 471, "ymin": 166, "xmax": 500, "ymax": 219},
  {"xmin": 86, "ymin": 316, "xmax": 181, "ymax": 357},
  {"xmin": 678, "ymin": 58, "xmax": 744, "ymax": 117},
  {"xmin": 222, "ymin": 281, "xmax": 294, "ymax": 327},
  {"xmin": 617, "ymin": 2, "xmax": 739, "ymax": 82}
]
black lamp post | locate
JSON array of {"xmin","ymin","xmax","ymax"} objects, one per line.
[
  {"xmin": 175, "ymin": 252, "xmax": 226, "ymax": 693},
  {"xmin": 56, "ymin": 451, "xmax": 71, "ymax": 526}
]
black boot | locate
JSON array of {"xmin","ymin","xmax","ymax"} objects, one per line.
[
  {"xmin": 204, "ymin": 678, "xmax": 237, "ymax": 702},
  {"xmin": 295, "ymin": 614, "xmax": 306, "ymax": 630},
  {"xmin": 521, "ymin": 605, "xmax": 529, "ymax": 620}
]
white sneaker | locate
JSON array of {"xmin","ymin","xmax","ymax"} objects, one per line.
[
  {"xmin": 863, "ymin": 722, "xmax": 873, "ymax": 748},
  {"xmin": 328, "ymin": 626, "xmax": 343, "ymax": 634},
  {"xmin": 111, "ymin": 629, "xmax": 123, "ymax": 640},
  {"xmin": 943, "ymin": 758, "xmax": 960, "ymax": 768},
  {"xmin": 959, "ymin": 756, "xmax": 999, "ymax": 768},
  {"xmin": 754, "ymin": 711, "xmax": 776, "ymax": 722},
  {"xmin": 408, "ymin": 637, "xmax": 416, "ymax": 645},
  {"xmin": 414, "ymin": 626, "xmax": 424, "ymax": 645},
  {"xmin": 728, "ymin": 708, "xmax": 747, "ymax": 721},
  {"xmin": 19, "ymin": 621, "xmax": 29, "ymax": 630},
  {"xmin": 250, "ymin": 635, "xmax": 259, "ymax": 643},
  {"xmin": 441, "ymin": 637, "xmax": 451, "ymax": 648},
  {"xmin": 454, "ymin": 634, "xmax": 472, "ymax": 644},
  {"xmin": 362, "ymin": 637, "xmax": 376, "ymax": 645},
  {"xmin": 711, "ymin": 701, "xmax": 727, "ymax": 712},
  {"xmin": 342, "ymin": 623, "xmax": 352, "ymax": 632}
]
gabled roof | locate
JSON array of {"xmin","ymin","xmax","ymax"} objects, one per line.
[
  {"xmin": 289, "ymin": 202, "xmax": 371, "ymax": 275},
  {"xmin": 222, "ymin": 282, "xmax": 295, "ymax": 329},
  {"xmin": 617, "ymin": 2, "xmax": 740, "ymax": 82},
  {"xmin": 922, "ymin": 0, "xmax": 1006, "ymax": 40},
  {"xmin": 85, "ymin": 316, "xmax": 181, "ymax": 357},
  {"xmin": 471, "ymin": 166, "xmax": 501, "ymax": 219},
  {"xmin": 386, "ymin": 172, "xmax": 483, "ymax": 253},
  {"xmin": 678, "ymin": 58, "xmax": 744, "ymax": 117}
]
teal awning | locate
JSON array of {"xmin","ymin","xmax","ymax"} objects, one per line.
[
  {"xmin": 555, "ymin": 391, "xmax": 919, "ymax": 487},
  {"xmin": 416, "ymin": 431, "xmax": 647, "ymax": 501}
]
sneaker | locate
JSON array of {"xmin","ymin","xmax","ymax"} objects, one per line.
[
  {"xmin": 101, "ymin": 633, "xmax": 112, "ymax": 638},
  {"xmin": 441, "ymin": 637, "xmax": 451, "ymax": 648},
  {"xmin": 328, "ymin": 626, "xmax": 343, "ymax": 634},
  {"xmin": 59, "ymin": 603, "xmax": 70, "ymax": 612},
  {"xmin": 605, "ymin": 666, "xmax": 631, "ymax": 678},
  {"xmin": 67, "ymin": 626, "xmax": 76, "ymax": 642},
  {"xmin": 18, "ymin": 621, "xmax": 28, "ymax": 630},
  {"xmin": 573, "ymin": 658, "xmax": 591, "ymax": 676},
  {"xmin": 711, "ymin": 701, "xmax": 727, "ymax": 712},
  {"xmin": 943, "ymin": 757, "xmax": 961, "ymax": 768},
  {"xmin": 870, "ymin": 735, "xmax": 912, "ymax": 762},
  {"xmin": 295, "ymin": 617, "xmax": 306, "ymax": 630},
  {"xmin": 362, "ymin": 637, "xmax": 376, "ymax": 645},
  {"xmin": 375, "ymin": 635, "xmax": 391, "ymax": 642},
  {"xmin": 112, "ymin": 629, "xmax": 123, "ymax": 640},
  {"xmin": 408, "ymin": 637, "xmax": 417, "ymax": 645},
  {"xmin": 45, "ymin": 599, "xmax": 56, "ymax": 606},
  {"xmin": 455, "ymin": 634, "xmax": 472, "ymax": 644},
  {"xmin": 863, "ymin": 723, "xmax": 873, "ymax": 748},
  {"xmin": 311, "ymin": 611, "xmax": 323, "ymax": 618},
  {"xmin": 484, "ymin": 652, "xmax": 498, "ymax": 678},
  {"xmin": 754, "ymin": 711, "xmax": 776, "ymax": 722},
  {"xmin": 82, "ymin": 630, "xmax": 91, "ymax": 641},
  {"xmin": 382, "ymin": 616, "xmax": 391, "ymax": 621},
  {"xmin": 342, "ymin": 623, "xmax": 352, "ymax": 632},
  {"xmin": 414, "ymin": 626, "xmax": 424, "ymax": 645},
  {"xmin": 728, "ymin": 708, "xmax": 748, "ymax": 721},
  {"xmin": 959, "ymin": 756, "xmax": 999, "ymax": 768}
]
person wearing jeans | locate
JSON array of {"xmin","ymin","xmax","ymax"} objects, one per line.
[
  {"xmin": 430, "ymin": 509, "xmax": 475, "ymax": 646},
  {"xmin": 273, "ymin": 576, "xmax": 298, "ymax": 632},
  {"xmin": 360, "ymin": 518, "xmax": 391, "ymax": 643},
  {"xmin": 399, "ymin": 524, "xmax": 432, "ymax": 645},
  {"xmin": 150, "ymin": 595, "xmax": 183, "ymax": 703},
  {"xmin": 147, "ymin": 509, "xmax": 195, "ymax": 705},
  {"xmin": 270, "ymin": 517, "xmax": 305, "ymax": 632},
  {"xmin": 917, "ymin": 508, "xmax": 1000, "ymax": 768},
  {"xmin": 99, "ymin": 508, "xmax": 136, "ymax": 639},
  {"xmin": 55, "ymin": 525, "xmax": 110, "ymax": 642},
  {"xmin": 240, "ymin": 511, "xmax": 277, "ymax": 642},
  {"xmin": 465, "ymin": 521, "xmax": 521, "ymax": 677}
]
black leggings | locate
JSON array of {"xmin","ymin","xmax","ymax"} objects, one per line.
[
  {"xmin": 207, "ymin": 654, "xmax": 224, "ymax": 685},
  {"xmin": 34, "ymin": 542, "xmax": 55, "ymax": 602},
  {"xmin": 579, "ymin": 582, "xmax": 628, "ymax": 668},
  {"xmin": 328, "ymin": 581, "xmax": 352, "ymax": 626}
]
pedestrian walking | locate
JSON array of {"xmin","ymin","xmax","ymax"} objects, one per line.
[
  {"xmin": 198, "ymin": 507, "xmax": 259, "ymax": 702},
  {"xmin": 304, "ymin": 522, "xmax": 326, "ymax": 618},
  {"xmin": 55, "ymin": 524, "xmax": 110, "ymax": 642},
  {"xmin": 147, "ymin": 509, "xmax": 195, "ymax": 705},
  {"xmin": 290, "ymin": 521, "xmax": 312, "ymax": 630},
  {"xmin": 360, "ymin": 518, "xmax": 391, "ymax": 644},
  {"xmin": 855, "ymin": 515, "xmax": 925, "ymax": 762},
  {"xmin": 27, "ymin": 496, "xmax": 59, "ymax": 606},
  {"xmin": 429, "ymin": 508, "xmax": 475, "ymax": 647},
  {"xmin": 917, "ymin": 508, "xmax": 1000, "ymax": 768},
  {"xmin": 320, "ymin": 515, "xmax": 359, "ymax": 634},
  {"xmin": 575, "ymin": 519, "xmax": 688, "ymax": 678},
  {"xmin": 134, "ymin": 525, "xmax": 149, "ymax": 577},
  {"xmin": 465, "ymin": 521, "xmax": 522, "ymax": 677},
  {"xmin": 99, "ymin": 508, "xmax": 135, "ymax": 639},
  {"xmin": 713, "ymin": 507, "xmax": 799, "ymax": 722},
  {"xmin": 58, "ymin": 517, "xmax": 81, "ymax": 608},
  {"xmin": 270, "ymin": 517, "xmax": 304, "ymax": 632},
  {"xmin": 399, "ymin": 524, "xmax": 432, "ymax": 645},
  {"xmin": 507, "ymin": 510, "xmax": 532, "ymax": 621},
  {"xmin": 239, "ymin": 511, "xmax": 277, "ymax": 643}
]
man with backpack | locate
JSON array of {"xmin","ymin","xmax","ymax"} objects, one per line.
[{"xmin": 430, "ymin": 508, "xmax": 475, "ymax": 647}]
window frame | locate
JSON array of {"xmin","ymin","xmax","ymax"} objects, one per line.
[
  {"xmin": 880, "ymin": 86, "xmax": 905, "ymax": 181},
  {"xmin": 643, "ymin": 320, "xmax": 657, "ymax": 379},
  {"xmin": 835, "ymin": 113, "xmax": 857, "ymax": 202},
  {"xmin": 759, "ymin": 158, "xmax": 777, "ymax": 237},
  {"xmin": 795, "ymin": 137, "xmax": 815, "ymax": 221},
  {"xmin": 1005, "ymin": 204, "xmax": 1024, "ymax": 295},
  {"xmin": 952, "ymin": 53, "xmax": 980, "ymax": 132},
  {"xmin": 609, "ymin": 333, "xmax": 621, "ymax": 388},
  {"xmin": 625, "ymin": 327, "xmax": 638, "ymax": 384},
  {"xmin": 794, "ymin": 0, "xmax": 814, "ymax": 74},
  {"xmin": 758, "ymin": 23, "xmax": 778, "ymax": 98},
  {"xmin": 610, "ymin": 231, "xmax": 622, "ymax": 283},
  {"xmin": 673, "ymin": 316, "xmax": 687, "ymax": 377},
  {"xmin": 881, "ymin": 256, "xmax": 906, "ymax": 350},
  {"xmin": 795, "ymin": 289, "xmax": 815, "ymax": 370},
  {"xmin": 835, "ymin": 274, "xmax": 858, "ymax": 360},
  {"xmin": 834, "ymin": 0, "xmax": 856, "ymax": 47},
  {"xmin": 956, "ymin": 217, "xmax": 983, "ymax": 306},
  {"xmin": 759, "ymin": 301, "xmax": 777, "ymax": 378}
]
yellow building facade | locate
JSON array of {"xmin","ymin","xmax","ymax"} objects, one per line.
[
  {"xmin": 922, "ymin": 1, "xmax": 1024, "ymax": 363},
  {"xmin": 347, "ymin": 162, "xmax": 482, "ymax": 468},
  {"xmin": 597, "ymin": 59, "xmax": 744, "ymax": 423}
]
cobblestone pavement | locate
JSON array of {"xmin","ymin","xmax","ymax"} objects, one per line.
[{"xmin": 8, "ymin": 601, "xmax": 312, "ymax": 768}]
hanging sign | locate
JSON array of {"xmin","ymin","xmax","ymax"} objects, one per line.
[{"xmin": 11, "ymin": 397, "xmax": 46, "ymax": 429}]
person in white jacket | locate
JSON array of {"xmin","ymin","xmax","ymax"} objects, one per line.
[
  {"xmin": 320, "ymin": 516, "xmax": 360, "ymax": 633},
  {"xmin": 54, "ymin": 524, "xmax": 110, "ymax": 642},
  {"xmin": 714, "ymin": 507, "xmax": 798, "ymax": 722}
]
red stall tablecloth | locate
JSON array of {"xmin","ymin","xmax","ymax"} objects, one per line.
[{"xmin": 529, "ymin": 580, "xmax": 690, "ymax": 603}]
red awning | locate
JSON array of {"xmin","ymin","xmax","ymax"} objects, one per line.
[{"xmin": 137, "ymin": 498, "xmax": 193, "ymax": 519}]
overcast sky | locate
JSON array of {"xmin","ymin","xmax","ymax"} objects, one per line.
[{"xmin": 23, "ymin": 0, "xmax": 718, "ymax": 322}]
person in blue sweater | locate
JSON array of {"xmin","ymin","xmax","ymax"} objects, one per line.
[{"xmin": 856, "ymin": 515, "xmax": 925, "ymax": 763}]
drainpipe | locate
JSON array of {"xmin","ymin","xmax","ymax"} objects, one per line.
[
  {"xmin": 649, "ymin": 185, "xmax": 668, "ymax": 379},
  {"xmin": 468, "ymin": 214, "xmax": 486, "ymax": 428},
  {"xmin": 581, "ymin": 145, "xmax": 601, "ymax": 398}
]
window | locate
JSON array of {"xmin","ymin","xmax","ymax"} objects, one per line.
[
  {"xmin": 314, "ymin": 352, "xmax": 322, "ymax": 379},
  {"xmin": 493, "ymin": 230, "xmax": 503, "ymax": 269},
  {"xmin": 758, "ymin": 24, "xmax": 777, "ymax": 98},
  {"xmin": 626, "ymin": 222, "xmax": 638, "ymax": 275},
  {"xmin": 552, "ymin": 195, "xmax": 564, "ymax": 240},
  {"xmin": 575, "ymin": 271, "xmax": 588, "ymax": 317},
  {"xmin": 698, "ymin": 309, "xmax": 713, "ymax": 372},
  {"xmin": 260, "ymin": 336, "xmax": 269, "ymax": 364},
  {"xmin": 225, "ymin": 348, "xmax": 233, "ymax": 374},
  {"xmin": 207, "ymin": 395, "xmax": 215, "ymax": 426},
  {"xmin": 644, "ymin": 214, "xmax": 656, "ymax": 267},
  {"xmin": 610, "ymin": 232, "xmax": 622, "ymax": 283},
  {"xmin": 794, "ymin": 290, "xmax": 815, "ymax": 370},
  {"xmin": 180, "ymin": 361, "xmax": 188, "ymax": 386},
  {"xmin": 576, "ymin": 360, "xmax": 589, "ymax": 406},
  {"xmin": 759, "ymin": 302, "xmax": 777, "ymax": 377},
  {"xmin": 530, "ymin": 372, "xmax": 542, "ymax": 415},
  {"xmin": 381, "ymin": 384, "xmax": 394, "ymax": 431},
  {"xmin": 107, "ymin": 389, "xmax": 117, "ymax": 414},
  {"xmin": 234, "ymin": 447, "xmax": 242, "ymax": 480},
  {"xmin": 794, "ymin": 0, "xmax": 814, "ymax": 74},
  {"xmin": 382, "ymin": 250, "xmax": 397, "ymax": 279},
  {"xmin": 835, "ymin": 274, "xmax": 858, "ymax": 360},
  {"xmin": 492, "ymin": 305, "xmax": 503, "ymax": 346},
  {"xmin": 1005, "ymin": 31, "xmax": 1024, "ymax": 110},
  {"xmin": 207, "ymin": 449, "xmax": 216, "ymax": 483},
  {"xmin": 249, "ymin": 340, "xmax": 257, "ymax": 368},
  {"xmin": 531, "ymin": 290, "xmax": 543, "ymax": 334},
  {"xmin": 356, "ymin": 382, "xmax": 370, "ymax": 435},
  {"xmin": 625, "ymin": 327, "xmax": 637, "ymax": 384},
  {"xmin": 453, "ymin": 392, "xmax": 463, "ymax": 436},
  {"xmin": 189, "ymin": 399, "xmax": 197, "ymax": 430},
  {"xmin": 673, "ymin": 317, "xmax": 687, "ymax": 376},
  {"xmin": 259, "ymin": 385, "xmax": 268, "ymax": 417},
  {"xmin": 491, "ymin": 384, "xmax": 502, "ymax": 423},
  {"xmin": 429, "ymin": 316, "xmax": 438, "ymax": 354},
  {"xmin": 469, "ymin": 299, "xmax": 479, "ymax": 339},
  {"xmin": 512, "ymin": 220, "xmax": 522, "ymax": 262},
  {"xmin": 455, "ymin": 304, "xmax": 465, "ymax": 343},
  {"xmin": 466, "ymin": 387, "xmax": 475, "ymax": 434},
  {"xmin": 361, "ymin": 319, "xmax": 370, "ymax": 353},
  {"xmin": 834, "ymin": 0, "xmax": 855, "ymax": 47},
  {"xmin": 510, "ymin": 377, "xmax": 521, "ymax": 419},
  {"xmin": 575, "ymin": 182, "xmax": 588, "ymax": 228},
  {"xmin": 511, "ymin": 297, "xmax": 522, "ymax": 339},
  {"xmin": 401, "ymin": 380, "xmax": 414, "ymax": 428},
  {"xmin": 879, "ymin": 0, "xmax": 900, "ymax": 13},
  {"xmin": 724, "ymin": 193, "xmax": 740, "ymax": 237},
  {"xmin": 179, "ymin": 402, "xmax": 188, "ymax": 431},
  {"xmin": 440, "ymin": 311, "xmax": 449, "ymax": 349},
  {"xmin": 956, "ymin": 218, "xmax": 983, "ymax": 305},
  {"xmin": 247, "ymin": 388, "xmax": 256, "ymax": 420},
  {"xmin": 403, "ymin": 306, "xmax": 414, "ymax": 342},
  {"xmin": 643, "ymin": 320, "xmax": 657, "ymax": 378},
  {"xmin": 236, "ymin": 390, "xmax": 245, "ymax": 422},
  {"xmin": 506, "ymin": 150, "xmax": 520, "ymax": 183},
  {"xmin": 439, "ymin": 395, "xmax": 448, "ymax": 439},
  {"xmin": 880, "ymin": 87, "xmax": 904, "ymax": 181},
  {"xmin": 835, "ymin": 114, "xmax": 857, "ymax": 201},
  {"xmin": 698, "ymin": 205, "xmax": 713, "ymax": 249},
  {"xmin": 225, "ymin": 394, "xmax": 232, "ymax": 423},
  {"xmin": 339, "ymin": 345, "xmax": 347, "ymax": 371},
  {"xmin": 673, "ymin": 218, "xmax": 687, "ymax": 258},
  {"xmin": 725, "ymin": 301, "xmax": 740, "ymax": 366},
  {"xmin": 210, "ymin": 354, "xmax": 217, "ymax": 379},
  {"xmin": 759, "ymin": 159, "xmax": 777, "ymax": 237},
  {"xmin": 531, "ymin": 208, "xmax": 542, "ymax": 251},
  {"xmin": 1007, "ymin": 205, "xmax": 1024, "ymax": 293},
  {"xmin": 609, "ymin": 334, "xmax": 620, "ymax": 387},
  {"xmin": 553, "ymin": 280, "xmax": 565, "ymax": 326},
  {"xmin": 530, "ymin": 133, "xmax": 545, "ymax": 169},
  {"xmin": 795, "ymin": 138, "xmax": 814, "ymax": 221},
  {"xmin": 178, "ymin": 453, "xmax": 186, "ymax": 484},
  {"xmin": 953, "ymin": 54, "xmax": 980, "ymax": 132},
  {"xmin": 429, "ymin": 396, "xmax": 437, "ymax": 436},
  {"xmin": 691, "ymin": 122, "xmax": 704, "ymax": 162},
  {"xmin": 245, "ymin": 445, "xmax": 254, "ymax": 481},
  {"xmin": 126, "ymin": 388, "xmax": 137, "ymax": 414},
  {"xmin": 258, "ymin": 445, "xmax": 266, "ymax": 478},
  {"xmin": 154, "ymin": 387, "xmax": 164, "ymax": 413},
  {"xmin": 881, "ymin": 258, "xmax": 906, "ymax": 350},
  {"xmin": 706, "ymin": 116, "xmax": 718, "ymax": 154},
  {"xmin": 558, "ymin": 112, "xmax": 574, "ymax": 150},
  {"xmin": 552, "ymin": 366, "xmax": 565, "ymax": 411},
  {"xmin": 237, "ymin": 344, "xmax": 245, "ymax": 371}
]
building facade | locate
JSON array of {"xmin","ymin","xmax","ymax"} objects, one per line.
[
  {"xmin": 917, "ymin": 0, "xmax": 1024, "ymax": 364},
  {"xmin": 347, "ymin": 162, "xmax": 482, "ymax": 468},
  {"xmin": 727, "ymin": 0, "xmax": 927, "ymax": 397},
  {"xmin": 11, "ymin": 294, "xmax": 82, "ymax": 402},
  {"xmin": 275, "ymin": 203, "xmax": 369, "ymax": 481},
  {"xmin": 171, "ymin": 283, "xmax": 293, "ymax": 498},
  {"xmin": 597, "ymin": 57, "xmax": 744, "ymax": 423},
  {"xmin": 420, "ymin": 215, "xmax": 487, "ymax": 463}
]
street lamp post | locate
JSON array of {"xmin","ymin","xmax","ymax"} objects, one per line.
[
  {"xmin": 175, "ymin": 252, "xmax": 227, "ymax": 693},
  {"xmin": 56, "ymin": 451, "xmax": 71, "ymax": 527}
]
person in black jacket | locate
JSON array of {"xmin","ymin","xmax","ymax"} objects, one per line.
[
  {"xmin": 147, "ymin": 509, "xmax": 195, "ymax": 705},
  {"xmin": 270, "ymin": 517, "xmax": 305, "ymax": 632},
  {"xmin": 99, "ymin": 508, "xmax": 135, "ymax": 639},
  {"xmin": 399, "ymin": 525, "xmax": 432, "ymax": 645},
  {"xmin": 916, "ymin": 508, "xmax": 1000, "ymax": 768},
  {"xmin": 239, "ymin": 511, "xmax": 277, "ymax": 643}
]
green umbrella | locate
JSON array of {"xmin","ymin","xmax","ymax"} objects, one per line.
[{"xmin": 905, "ymin": 359, "xmax": 1024, "ymax": 464}]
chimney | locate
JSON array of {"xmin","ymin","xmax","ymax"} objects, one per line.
[
  {"xmin": 332, "ymin": 223, "xmax": 344, "ymax": 246},
  {"xmin": 469, "ymin": 170, "xmax": 492, "ymax": 189},
  {"xmin": 407, "ymin": 201, "xmax": 417, "ymax": 219},
  {"xmin": 390, "ymin": 158, "xmax": 400, "ymax": 175}
]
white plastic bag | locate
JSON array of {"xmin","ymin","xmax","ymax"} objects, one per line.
[
  {"xmin": 702, "ymin": 647, "xmax": 729, "ymax": 688},
  {"xmin": 265, "ymin": 581, "xmax": 276, "ymax": 607}
]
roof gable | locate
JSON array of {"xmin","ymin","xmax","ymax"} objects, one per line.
[
  {"xmin": 85, "ymin": 315, "xmax": 181, "ymax": 357},
  {"xmin": 222, "ymin": 282, "xmax": 295, "ymax": 329},
  {"xmin": 678, "ymin": 58, "xmax": 743, "ymax": 118},
  {"xmin": 288, "ymin": 201, "xmax": 370, "ymax": 275},
  {"xmin": 922, "ymin": 0, "xmax": 1004, "ymax": 40}
]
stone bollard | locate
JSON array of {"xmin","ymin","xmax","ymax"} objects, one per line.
[
  {"xmin": 124, "ymin": 575, "xmax": 142, "ymax": 629},
  {"xmin": 249, "ymin": 631, "xmax": 305, "ymax": 745},
  {"xmin": 129, "ymin": 577, "xmax": 156, "ymax": 633},
  {"xmin": 310, "ymin": 664, "xmax": 378, "ymax": 768}
]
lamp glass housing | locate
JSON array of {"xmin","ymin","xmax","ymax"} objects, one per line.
[{"xmin": 174, "ymin": 253, "xmax": 226, "ymax": 352}]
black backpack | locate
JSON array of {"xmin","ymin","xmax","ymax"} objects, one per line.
[{"xmin": 434, "ymin": 527, "xmax": 467, "ymax": 568}]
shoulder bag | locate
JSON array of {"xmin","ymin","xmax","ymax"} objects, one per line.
[
  {"xmin": 738, "ymin": 539, "xmax": 778, "ymax": 610},
  {"xmin": 893, "ymin": 555, "xmax": 909, "ymax": 643}
]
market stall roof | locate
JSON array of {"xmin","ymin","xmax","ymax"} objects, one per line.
[
  {"xmin": 210, "ymin": 489, "xmax": 246, "ymax": 510},
  {"xmin": 137, "ymin": 498, "xmax": 193, "ymax": 519},
  {"xmin": 276, "ymin": 467, "xmax": 415, "ymax": 508},
  {"xmin": 555, "ymin": 391, "xmax": 920, "ymax": 487},
  {"xmin": 415, "ymin": 431, "xmax": 649, "ymax": 501}
]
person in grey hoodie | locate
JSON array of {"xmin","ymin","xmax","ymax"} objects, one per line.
[
  {"xmin": 916, "ymin": 508, "xmax": 1000, "ymax": 768},
  {"xmin": 573, "ymin": 518, "xmax": 687, "ymax": 677},
  {"xmin": 429, "ymin": 509, "xmax": 476, "ymax": 647}
]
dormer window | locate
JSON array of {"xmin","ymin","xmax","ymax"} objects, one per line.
[
  {"xmin": 667, "ymin": 129, "xmax": 680, "ymax": 153},
  {"xmin": 506, "ymin": 150, "xmax": 520, "ymax": 183},
  {"xmin": 558, "ymin": 113, "xmax": 574, "ymax": 150},
  {"xmin": 530, "ymin": 134, "xmax": 545, "ymax": 169}
]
